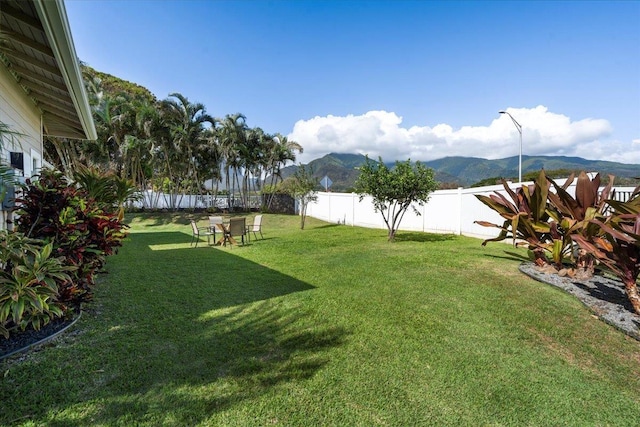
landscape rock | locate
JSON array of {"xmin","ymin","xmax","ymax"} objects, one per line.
[{"xmin": 520, "ymin": 263, "xmax": 640, "ymax": 341}]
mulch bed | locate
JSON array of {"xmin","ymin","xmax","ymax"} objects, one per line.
[
  {"xmin": 0, "ymin": 310, "xmax": 81, "ymax": 361},
  {"xmin": 520, "ymin": 262, "xmax": 640, "ymax": 341}
]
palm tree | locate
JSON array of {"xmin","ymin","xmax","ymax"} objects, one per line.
[
  {"xmin": 93, "ymin": 91, "xmax": 137, "ymax": 173},
  {"xmin": 46, "ymin": 76, "xmax": 128, "ymax": 176},
  {"xmin": 194, "ymin": 126, "xmax": 222, "ymax": 209},
  {"xmin": 265, "ymin": 134, "xmax": 303, "ymax": 210},
  {"xmin": 120, "ymin": 98, "xmax": 159, "ymax": 196},
  {"xmin": 217, "ymin": 113, "xmax": 248, "ymax": 211},
  {"xmin": 159, "ymin": 93, "xmax": 215, "ymax": 209},
  {"xmin": 44, "ymin": 137, "xmax": 84, "ymax": 177},
  {"xmin": 241, "ymin": 126, "xmax": 269, "ymax": 210}
]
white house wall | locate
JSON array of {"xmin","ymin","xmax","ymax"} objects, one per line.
[{"xmin": 0, "ymin": 65, "xmax": 42, "ymax": 178}]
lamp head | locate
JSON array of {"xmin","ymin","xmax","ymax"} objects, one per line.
[{"xmin": 499, "ymin": 111, "xmax": 506, "ymax": 114}]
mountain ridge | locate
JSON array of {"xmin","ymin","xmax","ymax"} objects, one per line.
[{"xmin": 282, "ymin": 153, "xmax": 640, "ymax": 190}]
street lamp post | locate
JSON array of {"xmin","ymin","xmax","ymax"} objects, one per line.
[{"xmin": 499, "ymin": 110, "xmax": 523, "ymax": 183}]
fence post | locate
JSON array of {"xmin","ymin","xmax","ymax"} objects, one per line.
[
  {"xmin": 352, "ymin": 192, "xmax": 355, "ymax": 226},
  {"xmin": 456, "ymin": 187, "xmax": 463, "ymax": 235},
  {"xmin": 422, "ymin": 202, "xmax": 426, "ymax": 232}
]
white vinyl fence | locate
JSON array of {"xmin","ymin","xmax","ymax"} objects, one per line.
[
  {"xmin": 305, "ymin": 181, "xmax": 638, "ymax": 241},
  {"xmin": 131, "ymin": 191, "xmax": 262, "ymax": 210}
]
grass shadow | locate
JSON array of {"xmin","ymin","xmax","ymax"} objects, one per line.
[
  {"xmin": 47, "ymin": 303, "xmax": 349, "ymax": 426},
  {"xmin": 483, "ymin": 250, "xmax": 531, "ymax": 263},
  {"xmin": 2, "ymin": 230, "xmax": 346, "ymax": 425},
  {"xmin": 313, "ymin": 224, "xmax": 342, "ymax": 230},
  {"xmin": 394, "ymin": 232, "xmax": 457, "ymax": 243},
  {"xmin": 124, "ymin": 231, "xmax": 316, "ymax": 310}
]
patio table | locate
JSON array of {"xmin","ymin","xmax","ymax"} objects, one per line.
[{"xmin": 213, "ymin": 220, "xmax": 242, "ymax": 246}]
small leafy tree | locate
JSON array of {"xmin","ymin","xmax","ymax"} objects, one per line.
[
  {"xmin": 354, "ymin": 157, "xmax": 438, "ymax": 241},
  {"xmin": 282, "ymin": 164, "xmax": 318, "ymax": 230}
]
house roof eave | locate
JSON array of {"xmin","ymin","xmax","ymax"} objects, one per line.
[{"xmin": 32, "ymin": 0, "xmax": 96, "ymax": 141}]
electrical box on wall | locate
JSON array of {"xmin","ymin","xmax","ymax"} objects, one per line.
[{"xmin": 2, "ymin": 184, "xmax": 14, "ymax": 209}]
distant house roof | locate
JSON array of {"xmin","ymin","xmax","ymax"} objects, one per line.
[{"xmin": 0, "ymin": 0, "xmax": 97, "ymax": 140}]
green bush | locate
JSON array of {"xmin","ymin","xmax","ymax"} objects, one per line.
[{"xmin": 0, "ymin": 232, "xmax": 73, "ymax": 338}]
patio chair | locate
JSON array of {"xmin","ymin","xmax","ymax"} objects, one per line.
[
  {"xmin": 190, "ymin": 220, "xmax": 214, "ymax": 247},
  {"xmin": 225, "ymin": 217, "xmax": 246, "ymax": 247},
  {"xmin": 246, "ymin": 214, "xmax": 264, "ymax": 241}
]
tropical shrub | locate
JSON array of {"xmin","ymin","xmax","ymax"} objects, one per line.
[
  {"xmin": 72, "ymin": 165, "xmax": 141, "ymax": 211},
  {"xmin": 475, "ymin": 170, "xmax": 561, "ymax": 267},
  {"xmin": 476, "ymin": 170, "xmax": 618, "ymax": 274},
  {"xmin": 546, "ymin": 171, "xmax": 614, "ymax": 276},
  {"xmin": 0, "ymin": 232, "xmax": 74, "ymax": 338},
  {"xmin": 14, "ymin": 169, "xmax": 128, "ymax": 305},
  {"xmin": 476, "ymin": 169, "xmax": 640, "ymax": 314},
  {"xmin": 572, "ymin": 187, "xmax": 640, "ymax": 314}
]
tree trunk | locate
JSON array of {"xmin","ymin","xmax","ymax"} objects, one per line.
[
  {"xmin": 623, "ymin": 276, "xmax": 640, "ymax": 315},
  {"xmin": 387, "ymin": 228, "xmax": 396, "ymax": 242},
  {"xmin": 300, "ymin": 203, "xmax": 306, "ymax": 230},
  {"xmin": 213, "ymin": 181, "xmax": 220, "ymax": 211},
  {"xmin": 533, "ymin": 249, "xmax": 548, "ymax": 267},
  {"xmin": 266, "ymin": 166, "xmax": 279, "ymax": 210},
  {"xmin": 574, "ymin": 249, "xmax": 595, "ymax": 280}
]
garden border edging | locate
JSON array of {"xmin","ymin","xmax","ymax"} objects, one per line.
[{"xmin": 0, "ymin": 311, "xmax": 82, "ymax": 361}]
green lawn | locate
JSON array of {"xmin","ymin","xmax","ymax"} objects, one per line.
[{"xmin": 2, "ymin": 212, "xmax": 639, "ymax": 426}]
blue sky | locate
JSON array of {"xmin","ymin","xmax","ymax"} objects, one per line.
[{"xmin": 65, "ymin": 0, "xmax": 640, "ymax": 164}]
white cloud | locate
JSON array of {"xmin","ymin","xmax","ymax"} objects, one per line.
[{"xmin": 288, "ymin": 106, "xmax": 640, "ymax": 164}]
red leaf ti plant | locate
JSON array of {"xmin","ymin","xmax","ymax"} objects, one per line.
[
  {"xmin": 572, "ymin": 187, "xmax": 640, "ymax": 314},
  {"xmin": 475, "ymin": 170, "xmax": 562, "ymax": 267}
]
